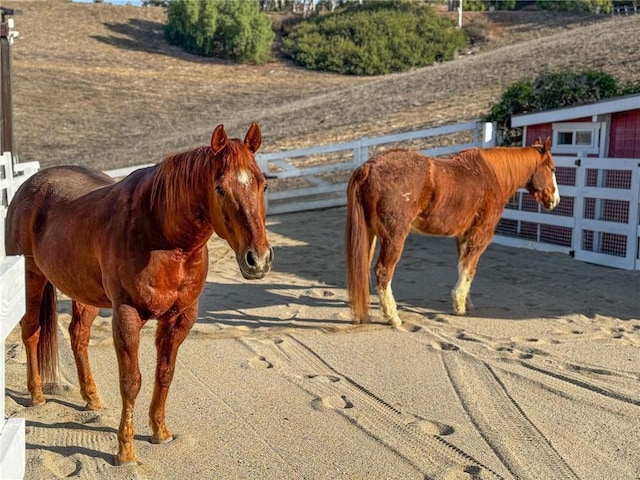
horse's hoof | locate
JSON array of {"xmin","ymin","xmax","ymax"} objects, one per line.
[
  {"xmin": 387, "ymin": 317, "xmax": 402, "ymax": 327},
  {"xmin": 30, "ymin": 397, "xmax": 46, "ymax": 407},
  {"xmin": 114, "ymin": 455, "xmax": 138, "ymax": 467},
  {"xmin": 83, "ymin": 400, "xmax": 104, "ymax": 411},
  {"xmin": 150, "ymin": 434, "xmax": 174, "ymax": 445}
]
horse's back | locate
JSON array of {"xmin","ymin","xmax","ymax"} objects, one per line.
[
  {"xmin": 352, "ymin": 148, "xmax": 501, "ymax": 237},
  {"xmin": 6, "ymin": 166, "xmax": 114, "ymax": 255},
  {"xmin": 19, "ymin": 165, "xmax": 114, "ymax": 201},
  {"xmin": 353, "ymin": 149, "xmax": 429, "ymax": 211}
]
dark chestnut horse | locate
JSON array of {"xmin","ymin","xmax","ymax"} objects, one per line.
[
  {"xmin": 345, "ymin": 137, "xmax": 559, "ymax": 325},
  {"xmin": 5, "ymin": 122, "xmax": 273, "ymax": 465}
]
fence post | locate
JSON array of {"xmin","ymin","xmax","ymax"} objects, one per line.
[
  {"xmin": 631, "ymin": 162, "xmax": 640, "ymax": 269},
  {"xmin": 0, "ymin": 7, "xmax": 26, "ymax": 479},
  {"xmin": 481, "ymin": 122, "xmax": 496, "ymax": 147},
  {"xmin": 354, "ymin": 138, "xmax": 369, "ymax": 166}
]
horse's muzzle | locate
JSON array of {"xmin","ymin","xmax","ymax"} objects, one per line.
[
  {"xmin": 534, "ymin": 189, "xmax": 560, "ymax": 211},
  {"xmin": 238, "ymin": 246, "xmax": 274, "ymax": 279},
  {"xmin": 544, "ymin": 192, "xmax": 561, "ymax": 211}
]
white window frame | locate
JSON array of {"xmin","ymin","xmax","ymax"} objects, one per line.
[{"xmin": 552, "ymin": 122, "xmax": 601, "ymax": 155}]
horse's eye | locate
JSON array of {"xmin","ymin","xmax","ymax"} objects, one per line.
[
  {"xmin": 215, "ymin": 185, "xmax": 225, "ymax": 197},
  {"xmin": 263, "ymin": 183, "xmax": 268, "ymax": 192}
]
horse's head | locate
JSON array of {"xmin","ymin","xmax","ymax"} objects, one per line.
[
  {"xmin": 209, "ymin": 122, "xmax": 273, "ymax": 279},
  {"xmin": 526, "ymin": 137, "xmax": 560, "ymax": 211}
]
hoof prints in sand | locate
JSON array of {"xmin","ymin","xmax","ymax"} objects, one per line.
[{"xmin": 243, "ymin": 334, "xmax": 505, "ymax": 479}]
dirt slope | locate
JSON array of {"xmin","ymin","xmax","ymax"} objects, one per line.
[{"xmin": 4, "ymin": 0, "xmax": 640, "ymax": 169}]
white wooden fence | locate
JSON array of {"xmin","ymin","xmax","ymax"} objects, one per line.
[
  {"xmin": 255, "ymin": 120, "xmax": 494, "ymax": 214},
  {"xmin": 0, "ymin": 152, "xmax": 37, "ymax": 480}
]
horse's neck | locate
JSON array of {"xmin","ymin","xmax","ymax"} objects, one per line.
[
  {"xmin": 149, "ymin": 160, "xmax": 214, "ymax": 251},
  {"xmin": 159, "ymin": 211, "xmax": 213, "ymax": 251},
  {"xmin": 481, "ymin": 148, "xmax": 537, "ymax": 200}
]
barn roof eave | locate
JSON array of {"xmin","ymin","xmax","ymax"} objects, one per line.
[{"xmin": 511, "ymin": 93, "xmax": 640, "ymax": 128}]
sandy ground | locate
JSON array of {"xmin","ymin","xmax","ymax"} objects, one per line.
[{"xmin": 4, "ymin": 206, "xmax": 640, "ymax": 480}]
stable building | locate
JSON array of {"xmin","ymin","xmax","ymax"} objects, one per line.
[{"xmin": 493, "ymin": 93, "xmax": 640, "ymax": 270}]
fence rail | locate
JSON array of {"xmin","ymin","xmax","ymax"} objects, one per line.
[
  {"xmin": 104, "ymin": 121, "xmax": 495, "ymax": 216},
  {"xmin": 612, "ymin": 4, "xmax": 640, "ymax": 15},
  {"xmin": 255, "ymin": 121, "xmax": 493, "ymax": 215}
]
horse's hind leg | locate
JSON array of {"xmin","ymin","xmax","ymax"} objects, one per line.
[
  {"xmin": 149, "ymin": 303, "xmax": 198, "ymax": 445},
  {"xmin": 69, "ymin": 301, "xmax": 103, "ymax": 410},
  {"xmin": 21, "ymin": 268, "xmax": 49, "ymax": 406},
  {"xmin": 452, "ymin": 233, "xmax": 489, "ymax": 315},
  {"xmin": 375, "ymin": 232, "xmax": 409, "ymax": 326},
  {"xmin": 452, "ymin": 236, "xmax": 475, "ymax": 314}
]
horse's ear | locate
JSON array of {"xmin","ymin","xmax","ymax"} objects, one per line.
[
  {"xmin": 543, "ymin": 136, "xmax": 551, "ymax": 152},
  {"xmin": 211, "ymin": 125, "xmax": 227, "ymax": 155},
  {"xmin": 244, "ymin": 121, "xmax": 262, "ymax": 153},
  {"xmin": 532, "ymin": 137, "xmax": 543, "ymax": 147}
]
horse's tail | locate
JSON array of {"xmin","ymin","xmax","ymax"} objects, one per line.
[
  {"xmin": 345, "ymin": 165, "xmax": 373, "ymax": 324},
  {"xmin": 38, "ymin": 281, "xmax": 59, "ymax": 385}
]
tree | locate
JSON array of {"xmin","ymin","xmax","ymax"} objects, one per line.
[
  {"xmin": 282, "ymin": 2, "xmax": 467, "ymax": 75},
  {"xmin": 165, "ymin": 0, "xmax": 274, "ymax": 64},
  {"xmin": 484, "ymin": 70, "xmax": 623, "ymax": 145},
  {"xmin": 216, "ymin": 0, "xmax": 275, "ymax": 64}
]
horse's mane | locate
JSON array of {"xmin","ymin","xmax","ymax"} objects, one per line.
[
  {"xmin": 149, "ymin": 146, "xmax": 212, "ymax": 223},
  {"xmin": 149, "ymin": 140, "xmax": 253, "ymax": 224},
  {"xmin": 473, "ymin": 147, "xmax": 542, "ymax": 197}
]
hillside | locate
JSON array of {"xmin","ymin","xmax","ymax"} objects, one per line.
[{"xmin": 4, "ymin": 0, "xmax": 640, "ymax": 170}]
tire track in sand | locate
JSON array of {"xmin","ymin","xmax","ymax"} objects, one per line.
[
  {"xmin": 398, "ymin": 319, "xmax": 640, "ymax": 480},
  {"xmin": 243, "ymin": 334, "xmax": 506, "ymax": 480},
  {"xmin": 441, "ymin": 351, "xmax": 579, "ymax": 480}
]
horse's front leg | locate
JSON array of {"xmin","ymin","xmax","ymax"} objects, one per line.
[
  {"xmin": 112, "ymin": 304, "xmax": 146, "ymax": 466},
  {"xmin": 375, "ymin": 233, "xmax": 409, "ymax": 326},
  {"xmin": 69, "ymin": 301, "xmax": 102, "ymax": 410},
  {"xmin": 149, "ymin": 303, "xmax": 198, "ymax": 445}
]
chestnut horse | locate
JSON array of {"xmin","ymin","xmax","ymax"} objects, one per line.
[
  {"xmin": 345, "ymin": 137, "xmax": 559, "ymax": 326},
  {"xmin": 5, "ymin": 122, "xmax": 273, "ymax": 465}
]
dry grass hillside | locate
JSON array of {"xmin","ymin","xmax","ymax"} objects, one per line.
[{"xmin": 4, "ymin": 0, "xmax": 640, "ymax": 170}]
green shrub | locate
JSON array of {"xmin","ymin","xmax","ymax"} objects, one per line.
[
  {"xmin": 463, "ymin": 0, "xmax": 516, "ymax": 10},
  {"xmin": 165, "ymin": 1, "xmax": 218, "ymax": 56},
  {"xmin": 165, "ymin": 0, "xmax": 274, "ymax": 64},
  {"xmin": 484, "ymin": 70, "xmax": 621, "ymax": 145},
  {"xmin": 282, "ymin": 2, "xmax": 467, "ymax": 75},
  {"xmin": 216, "ymin": 0, "xmax": 275, "ymax": 64},
  {"xmin": 536, "ymin": 0, "xmax": 613, "ymax": 13}
]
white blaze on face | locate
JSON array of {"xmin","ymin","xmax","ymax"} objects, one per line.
[
  {"xmin": 551, "ymin": 171, "xmax": 561, "ymax": 209},
  {"xmin": 237, "ymin": 169, "xmax": 252, "ymax": 187}
]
